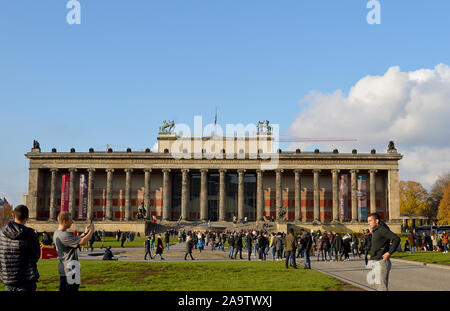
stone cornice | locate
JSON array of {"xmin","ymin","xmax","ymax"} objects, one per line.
[{"xmin": 25, "ymin": 151, "xmax": 403, "ymax": 161}]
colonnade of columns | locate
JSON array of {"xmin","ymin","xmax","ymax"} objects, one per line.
[{"xmin": 37, "ymin": 167, "xmax": 389, "ymax": 223}]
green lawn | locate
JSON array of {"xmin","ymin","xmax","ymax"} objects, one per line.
[
  {"xmin": 392, "ymin": 251, "xmax": 450, "ymax": 265},
  {"xmin": 27, "ymin": 260, "xmax": 345, "ymax": 291}
]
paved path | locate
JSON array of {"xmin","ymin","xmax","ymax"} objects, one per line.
[
  {"xmin": 303, "ymin": 256, "xmax": 450, "ymax": 291},
  {"xmin": 78, "ymin": 243, "xmax": 450, "ymax": 291}
]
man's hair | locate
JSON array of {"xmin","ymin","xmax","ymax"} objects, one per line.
[
  {"xmin": 13, "ymin": 205, "xmax": 29, "ymax": 221},
  {"xmin": 367, "ymin": 212, "xmax": 380, "ymax": 221},
  {"xmin": 57, "ymin": 212, "xmax": 72, "ymax": 224}
]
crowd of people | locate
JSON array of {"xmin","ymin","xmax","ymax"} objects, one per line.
[
  {"xmin": 1, "ymin": 203, "xmax": 447, "ymax": 292},
  {"xmin": 405, "ymin": 229, "xmax": 449, "ymax": 253}
]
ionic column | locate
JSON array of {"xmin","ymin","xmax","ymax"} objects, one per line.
[
  {"xmin": 350, "ymin": 169, "xmax": 359, "ymax": 222},
  {"xmin": 199, "ymin": 169, "xmax": 208, "ymax": 221},
  {"xmin": 313, "ymin": 169, "xmax": 321, "ymax": 222},
  {"xmin": 275, "ymin": 169, "xmax": 283, "ymax": 220},
  {"xmin": 49, "ymin": 168, "xmax": 58, "ymax": 221},
  {"xmin": 294, "ymin": 169, "xmax": 302, "ymax": 221},
  {"xmin": 181, "ymin": 169, "xmax": 190, "ymax": 220},
  {"xmin": 219, "ymin": 169, "xmax": 227, "ymax": 221},
  {"xmin": 125, "ymin": 169, "xmax": 133, "ymax": 221},
  {"xmin": 256, "ymin": 169, "xmax": 264, "ymax": 221},
  {"xmin": 144, "ymin": 169, "xmax": 152, "ymax": 219},
  {"xmin": 68, "ymin": 168, "xmax": 77, "ymax": 218},
  {"xmin": 388, "ymin": 169, "xmax": 400, "ymax": 221},
  {"xmin": 238, "ymin": 169, "xmax": 245, "ymax": 221},
  {"xmin": 105, "ymin": 169, "xmax": 114, "ymax": 220},
  {"xmin": 87, "ymin": 168, "xmax": 95, "ymax": 220},
  {"xmin": 369, "ymin": 169, "xmax": 378, "ymax": 214},
  {"xmin": 331, "ymin": 169, "xmax": 340, "ymax": 222},
  {"xmin": 162, "ymin": 169, "xmax": 171, "ymax": 221}
]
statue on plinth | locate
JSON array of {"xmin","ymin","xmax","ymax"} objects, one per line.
[{"xmin": 159, "ymin": 120, "xmax": 175, "ymax": 133}]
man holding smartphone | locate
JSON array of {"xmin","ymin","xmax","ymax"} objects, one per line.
[{"xmin": 53, "ymin": 212, "xmax": 95, "ymax": 291}]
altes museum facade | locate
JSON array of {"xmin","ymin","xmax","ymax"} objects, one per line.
[{"xmin": 24, "ymin": 121, "xmax": 403, "ymax": 233}]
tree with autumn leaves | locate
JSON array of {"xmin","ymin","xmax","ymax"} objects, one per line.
[
  {"xmin": 400, "ymin": 172, "xmax": 450, "ymax": 225},
  {"xmin": 436, "ymin": 184, "xmax": 450, "ymax": 225},
  {"xmin": 400, "ymin": 181, "xmax": 431, "ymax": 216}
]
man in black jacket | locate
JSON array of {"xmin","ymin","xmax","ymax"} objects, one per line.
[
  {"xmin": 367, "ymin": 213, "xmax": 400, "ymax": 291},
  {"xmin": 233, "ymin": 233, "xmax": 243, "ymax": 259},
  {"xmin": 0, "ymin": 205, "xmax": 40, "ymax": 291}
]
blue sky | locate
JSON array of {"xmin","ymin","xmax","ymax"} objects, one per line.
[{"xmin": 1, "ymin": 1, "xmax": 450, "ymax": 205}]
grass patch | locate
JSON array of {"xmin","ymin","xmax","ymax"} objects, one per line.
[
  {"xmin": 391, "ymin": 251, "xmax": 450, "ymax": 265},
  {"xmin": 16, "ymin": 260, "xmax": 347, "ymax": 291}
]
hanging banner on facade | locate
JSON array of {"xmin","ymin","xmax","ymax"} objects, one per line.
[
  {"xmin": 61, "ymin": 173, "xmax": 70, "ymax": 212},
  {"xmin": 339, "ymin": 174, "xmax": 348, "ymax": 221},
  {"xmin": 79, "ymin": 174, "xmax": 88, "ymax": 219},
  {"xmin": 357, "ymin": 175, "xmax": 368, "ymax": 221}
]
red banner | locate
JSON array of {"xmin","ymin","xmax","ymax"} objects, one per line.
[{"xmin": 61, "ymin": 173, "xmax": 70, "ymax": 212}]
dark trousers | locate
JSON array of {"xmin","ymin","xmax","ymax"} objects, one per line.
[
  {"xmin": 59, "ymin": 276, "xmax": 80, "ymax": 292},
  {"xmin": 304, "ymin": 248, "xmax": 311, "ymax": 268},
  {"xmin": 247, "ymin": 248, "xmax": 252, "ymax": 261},
  {"xmin": 285, "ymin": 250, "xmax": 297, "ymax": 268},
  {"xmin": 233, "ymin": 248, "xmax": 242, "ymax": 259},
  {"xmin": 364, "ymin": 249, "xmax": 369, "ymax": 266},
  {"xmin": 144, "ymin": 248, "xmax": 153, "ymax": 260},
  {"xmin": 259, "ymin": 248, "xmax": 266, "ymax": 260},
  {"xmin": 184, "ymin": 252, "xmax": 194, "ymax": 260}
]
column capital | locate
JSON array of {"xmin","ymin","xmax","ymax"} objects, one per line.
[
  {"xmin": 87, "ymin": 168, "xmax": 96, "ymax": 173},
  {"xmin": 200, "ymin": 168, "xmax": 208, "ymax": 173},
  {"xmin": 313, "ymin": 169, "xmax": 321, "ymax": 174},
  {"xmin": 68, "ymin": 168, "xmax": 78, "ymax": 173},
  {"xmin": 256, "ymin": 169, "xmax": 264, "ymax": 174},
  {"xmin": 350, "ymin": 169, "xmax": 359, "ymax": 174},
  {"xmin": 181, "ymin": 168, "xmax": 190, "ymax": 174},
  {"xmin": 106, "ymin": 168, "xmax": 114, "ymax": 173},
  {"xmin": 331, "ymin": 169, "xmax": 340, "ymax": 174},
  {"xmin": 124, "ymin": 168, "xmax": 133, "ymax": 173},
  {"xmin": 369, "ymin": 169, "xmax": 378, "ymax": 174},
  {"xmin": 144, "ymin": 168, "xmax": 152, "ymax": 173},
  {"xmin": 50, "ymin": 168, "xmax": 59, "ymax": 173},
  {"xmin": 275, "ymin": 168, "xmax": 283, "ymax": 174},
  {"xmin": 162, "ymin": 168, "xmax": 171, "ymax": 173},
  {"xmin": 389, "ymin": 168, "xmax": 399, "ymax": 172},
  {"xmin": 219, "ymin": 168, "xmax": 227, "ymax": 173},
  {"xmin": 294, "ymin": 169, "xmax": 303, "ymax": 174},
  {"xmin": 237, "ymin": 169, "xmax": 246, "ymax": 174}
]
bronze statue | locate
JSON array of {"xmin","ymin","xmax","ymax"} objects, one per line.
[
  {"xmin": 33, "ymin": 140, "xmax": 40, "ymax": 149},
  {"xmin": 388, "ymin": 141, "xmax": 395, "ymax": 150}
]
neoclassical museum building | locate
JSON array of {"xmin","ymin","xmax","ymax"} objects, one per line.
[{"xmin": 24, "ymin": 124, "xmax": 403, "ymax": 233}]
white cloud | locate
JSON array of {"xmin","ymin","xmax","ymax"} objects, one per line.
[
  {"xmin": 151, "ymin": 142, "xmax": 158, "ymax": 152},
  {"xmin": 288, "ymin": 63, "xmax": 450, "ymax": 189}
]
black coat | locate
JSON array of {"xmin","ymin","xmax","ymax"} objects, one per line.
[
  {"xmin": 234, "ymin": 235, "xmax": 243, "ymax": 250},
  {"xmin": 185, "ymin": 240, "xmax": 194, "ymax": 253},
  {"xmin": 155, "ymin": 238, "xmax": 164, "ymax": 254},
  {"xmin": 0, "ymin": 222, "xmax": 40, "ymax": 286},
  {"xmin": 334, "ymin": 235, "xmax": 343, "ymax": 252}
]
